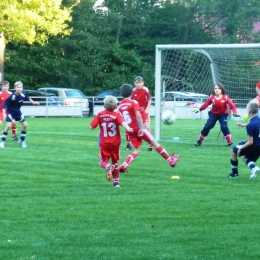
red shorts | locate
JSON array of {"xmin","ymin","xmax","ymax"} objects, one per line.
[
  {"xmin": 129, "ymin": 128, "xmax": 155, "ymax": 148},
  {"xmin": 99, "ymin": 147, "xmax": 120, "ymax": 164},
  {"xmin": 140, "ymin": 112, "xmax": 150, "ymax": 123}
]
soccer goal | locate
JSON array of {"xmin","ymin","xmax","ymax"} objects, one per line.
[{"xmin": 154, "ymin": 43, "xmax": 260, "ymax": 141}]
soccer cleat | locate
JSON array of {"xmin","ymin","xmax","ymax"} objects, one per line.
[
  {"xmin": 227, "ymin": 142, "xmax": 233, "ymax": 147},
  {"xmin": 249, "ymin": 166, "xmax": 260, "ymax": 179},
  {"xmin": 147, "ymin": 145, "xmax": 154, "ymax": 151},
  {"xmin": 169, "ymin": 154, "xmax": 179, "ymax": 167},
  {"xmin": 125, "ymin": 144, "xmax": 132, "ymax": 151},
  {"xmin": 12, "ymin": 135, "xmax": 19, "ymax": 141},
  {"xmin": 119, "ymin": 165, "xmax": 128, "ymax": 173},
  {"xmin": 20, "ymin": 141, "xmax": 27, "ymax": 148},
  {"xmin": 194, "ymin": 140, "xmax": 201, "ymax": 146},
  {"xmin": 228, "ymin": 173, "xmax": 239, "ymax": 178},
  {"xmin": 106, "ymin": 165, "xmax": 115, "ymax": 181},
  {"xmin": 114, "ymin": 184, "xmax": 120, "ymax": 188},
  {"xmin": 0, "ymin": 141, "xmax": 4, "ymax": 148}
]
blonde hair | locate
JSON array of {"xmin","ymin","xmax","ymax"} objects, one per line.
[
  {"xmin": 103, "ymin": 95, "xmax": 118, "ymax": 111},
  {"xmin": 14, "ymin": 81, "xmax": 23, "ymax": 88},
  {"xmin": 247, "ymin": 100, "xmax": 259, "ymax": 115}
]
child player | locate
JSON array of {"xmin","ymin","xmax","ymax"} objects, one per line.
[
  {"xmin": 125, "ymin": 76, "xmax": 153, "ymax": 151},
  {"xmin": 229, "ymin": 101, "xmax": 260, "ymax": 178},
  {"xmin": 90, "ymin": 95, "xmax": 132, "ymax": 188},
  {"xmin": 242, "ymin": 80, "xmax": 260, "ymax": 122},
  {"xmin": 118, "ymin": 84, "xmax": 179, "ymax": 172},
  {"xmin": 0, "ymin": 81, "xmax": 39, "ymax": 148},
  {"xmin": 255, "ymin": 80, "xmax": 260, "ymax": 101},
  {"xmin": 246, "ymin": 80, "xmax": 260, "ymax": 110},
  {"xmin": 194, "ymin": 83, "xmax": 240, "ymax": 146},
  {"xmin": 0, "ymin": 80, "xmax": 18, "ymax": 139}
]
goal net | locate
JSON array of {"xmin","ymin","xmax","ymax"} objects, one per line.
[{"xmin": 154, "ymin": 44, "xmax": 260, "ymax": 141}]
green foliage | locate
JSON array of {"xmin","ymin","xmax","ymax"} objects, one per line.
[
  {"xmin": 144, "ymin": 1, "xmax": 213, "ymax": 44},
  {"xmin": 0, "ymin": 0, "xmax": 80, "ymax": 44},
  {"xmin": 198, "ymin": 0, "xmax": 260, "ymax": 42},
  {"xmin": 1, "ymin": 117, "xmax": 260, "ymax": 259},
  {"xmin": 3, "ymin": 0, "xmax": 260, "ymax": 94}
]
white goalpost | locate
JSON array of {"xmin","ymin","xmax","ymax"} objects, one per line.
[{"xmin": 154, "ymin": 44, "xmax": 260, "ymax": 141}]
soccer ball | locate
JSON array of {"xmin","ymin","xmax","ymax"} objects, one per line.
[{"xmin": 161, "ymin": 110, "xmax": 176, "ymax": 125}]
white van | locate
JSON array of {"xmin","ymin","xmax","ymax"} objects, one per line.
[
  {"xmin": 38, "ymin": 87, "xmax": 90, "ymax": 116},
  {"xmin": 162, "ymin": 91, "xmax": 209, "ymax": 109}
]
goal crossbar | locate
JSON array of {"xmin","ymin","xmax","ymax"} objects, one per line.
[{"xmin": 156, "ymin": 43, "xmax": 260, "ymax": 50}]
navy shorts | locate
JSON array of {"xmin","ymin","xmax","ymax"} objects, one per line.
[
  {"xmin": 233, "ymin": 142, "xmax": 260, "ymax": 162},
  {"xmin": 6, "ymin": 112, "xmax": 25, "ymax": 122}
]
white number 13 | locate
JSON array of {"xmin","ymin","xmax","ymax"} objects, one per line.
[{"xmin": 101, "ymin": 122, "xmax": 117, "ymax": 137}]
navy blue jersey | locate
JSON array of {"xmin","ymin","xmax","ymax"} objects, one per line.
[
  {"xmin": 247, "ymin": 116, "xmax": 260, "ymax": 146},
  {"xmin": 2, "ymin": 91, "xmax": 30, "ymax": 113}
]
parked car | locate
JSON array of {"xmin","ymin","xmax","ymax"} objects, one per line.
[
  {"xmin": 95, "ymin": 90, "xmax": 122, "ymax": 97},
  {"xmin": 88, "ymin": 89, "xmax": 122, "ymax": 115},
  {"xmin": 10, "ymin": 89, "xmax": 60, "ymax": 106},
  {"xmin": 162, "ymin": 91, "xmax": 209, "ymax": 109},
  {"xmin": 37, "ymin": 87, "xmax": 90, "ymax": 116}
]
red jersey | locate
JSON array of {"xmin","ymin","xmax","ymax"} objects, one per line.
[
  {"xmin": 132, "ymin": 86, "xmax": 151, "ymax": 112},
  {"xmin": 118, "ymin": 98, "xmax": 156, "ymax": 148},
  {"xmin": 90, "ymin": 109, "xmax": 125, "ymax": 150},
  {"xmin": 256, "ymin": 81, "xmax": 260, "ymax": 106},
  {"xmin": 256, "ymin": 81, "xmax": 260, "ymax": 89},
  {"xmin": 0, "ymin": 91, "xmax": 12, "ymax": 109},
  {"xmin": 200, "ymin": 94, "xmax": 238, "ymax": 115},
  {"xmin": 118, "ymin": 98, "xmax": 140, "ymax": 135}
]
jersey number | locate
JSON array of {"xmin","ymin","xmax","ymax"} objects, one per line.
[
  {"xmin": 101, "ymin": 122, "xmax": 117, "ymax": 137},
  {"xmin": 122, "ymin": 111, "xmax": 132, "ymax": 124}
]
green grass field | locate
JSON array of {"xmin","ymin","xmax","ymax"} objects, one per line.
[{"xmin": 1, "ymin": 117, "xmax": 260, "ymax": 260}]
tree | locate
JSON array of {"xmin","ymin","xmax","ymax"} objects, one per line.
[
  {"xmin": 4, "ymin": 0, "xmax": 260, "ymax": 94},
  {"xmin": 197, "ymin": 0, "xmax": 260, "ymax": 42},
  {"xmin": 0, "ymin": 0, "xmax": 79, "ymax": 44}
]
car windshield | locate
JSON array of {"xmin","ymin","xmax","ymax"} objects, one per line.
[
  {"xmin": 65, "ymin": 90, "xmax": 85, "ymax": 97},
  {"xmin": 97, "ymin": 90, "xmax": 121, "ymax": 97},
  {"xmin": 165, "ymin": 92, "xmax": 208, "ymax": 102}
]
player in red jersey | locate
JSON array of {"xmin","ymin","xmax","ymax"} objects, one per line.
[
  {"xmin": 242, "ymin": 81, "xmax": 260, "ymax": 122},
  {"xmin": 194, "ymin": 83, "xmax": 240, "ymax": 146},
  {"xmin": 125, "ymin": 76, "xmax": 153, "ymax": 151},
  {"xmin": 256, "ymin": 80, "xmax": 260, "ymax": 96},
  {"xmin": 118, "ymin": 84, "xmax": 179, "ymax": 172},
  {"xmin": 253, "ymin": 80, "xmax": 260, "ymax": 106},
  {"xmin": 0, "ymin": 80, "xmax": 18, "ymax": 139},
  {"xmin": 90, "ymin": 95, "xmax": 132, "ymax": 188}
]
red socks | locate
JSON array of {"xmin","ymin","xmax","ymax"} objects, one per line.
[
  {"xmin": 156, "ymin": 146, "xmax": 170, "ymax": 160},
  {"xmin": 12, "ymin": 126, "xmax": 17, "ymax": 136},
  {"xmin": 112, "ymin": 165, "xmax": 120, "ymax": 186},
  {"xmin": 225, "ymin": 134, "xmax": 232, "ymax": 144},
  {"xmin": 199, "ymin": 134, "xmax": 205, "ymax": 142}
]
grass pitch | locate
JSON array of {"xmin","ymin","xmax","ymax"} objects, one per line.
[{"xmin": 1, "ymin": 117, "xmax": 260, "ymax": 260}]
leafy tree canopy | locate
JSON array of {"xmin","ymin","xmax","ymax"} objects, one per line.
[{"xmin": 0, "ymin": 0, "xmax": 79, "ymax": 44}]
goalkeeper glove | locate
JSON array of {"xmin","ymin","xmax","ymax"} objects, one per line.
[
  {"xmin": 193, "ymin": 109, "xmax": 201, "ymax": 114},
  {"xmin": 243, "ymin": 114, "xmax": 250, "ymax": 122},
  {"xmin": 233, "ymin": 113, "xmax": 241, "ymax": 117}
]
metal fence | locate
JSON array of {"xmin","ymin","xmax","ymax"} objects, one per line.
[
  {"xmin": 21, "ymin": 97, "xmax": 88, "ymax": 117},
  {"xmin": 20, "ymin": 96, "xmax": 250, "ymax": 118}
]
